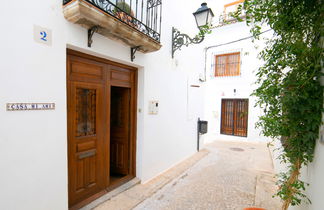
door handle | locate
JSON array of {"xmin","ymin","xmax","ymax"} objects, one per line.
[{"xmin": 78, "ymin": 150, "xmax": 96, "ymax": 159}]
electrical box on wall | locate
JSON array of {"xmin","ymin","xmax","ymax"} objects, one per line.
[{"xmin": 149, "ymin": 100, "xmax": 159, "ymax": 115}]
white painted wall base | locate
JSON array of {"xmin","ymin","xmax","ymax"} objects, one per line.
[{"xmin": 0, "ymin": 0, "xmax": 205, "ymax": 209}]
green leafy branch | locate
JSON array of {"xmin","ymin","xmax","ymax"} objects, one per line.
[
  {"xmin": 234, "ymin": 0, "xmax": 324, "ymax": 209},
  {"xmin": 195, "ymin": 24, "xmax": 213, "ymax": 40}
]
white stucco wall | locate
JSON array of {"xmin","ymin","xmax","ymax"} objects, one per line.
[
  {"xmin": 2, "ymin": 1, "xmax": 321, "ymax": 210},
  {"xmin": 201, "ymin": 21, "xmax": 270, "ymax": 143},
  {"xmin": 272, "ymin": 125, "xmax": 324, "ymax": 210},
  {"xmin": 0, "ymin": 0, "xmax": 206, "ymax": 209},
  {"xmin": 286, "ymin": 75, "xmax": 324, "ymax": 210},
  {"xmin": 303, "ymin": 130, "xmax": 324, "ymax": 210},
  {"xmin": 268, "ymin": 31, "xmax": 324, "ymax": 210}
]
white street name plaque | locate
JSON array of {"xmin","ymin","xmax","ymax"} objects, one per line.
[{"xmin": 6, "ymin": 103, "xmax": 55, "ymax": 111}]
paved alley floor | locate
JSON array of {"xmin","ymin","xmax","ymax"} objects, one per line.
[{"xmin": 92, "ymin": 141, "xmax": 282, "ymax": 210}]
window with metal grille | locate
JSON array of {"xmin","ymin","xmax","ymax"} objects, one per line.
[
  {"xmin": 215, "ymin": 52, "xmax": 240, "ymax": 77},
  {"xmin": 221, "ymin": 99, "xmax": 248, "ymax": 137}
]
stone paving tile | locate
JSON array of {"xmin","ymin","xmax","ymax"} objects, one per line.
[
  {"xmin": 95, "ymin": 193, "xmax": 139, "ymax": 210},
  {"xmin": 92, "ymin": 149, "xmax": 209, "ymax": 210},
  {"xmin": 134, "ymin": 141, "xmax": 282, "ymax": 210},
  {"xmin": 93, "ymin": 141, "xmax": 281, "ymax": 210},
  {"xmin": 255, "ymin": 173, "xmax": 280, "ymax": 210}
]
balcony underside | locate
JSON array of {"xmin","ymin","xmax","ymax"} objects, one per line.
[{"xmin": 63, "ymin": 0, "xmax": 162, "ymax": 53}]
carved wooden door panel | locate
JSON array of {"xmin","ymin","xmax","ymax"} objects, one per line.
[
  {"xmin": 67, "ymin": 50, "xmax": 137, "ymax": 208},
  {"xmin": 110, "ymin": 87, "xmax": 130, "ymax": 175},
  {"xmin": 68, "ymin": 81, "xmax": 105, "ymax": 207}
]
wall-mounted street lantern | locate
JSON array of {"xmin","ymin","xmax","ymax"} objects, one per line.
[{"xmin": 172, "ymin": 3, "xmax": 214, "ymax": 58}]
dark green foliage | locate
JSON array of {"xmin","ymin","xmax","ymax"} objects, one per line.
[
  {"xmin": 196, "ymin": 25, "xmax": 212, "ymax": 39},
  {"xmin": 242, "ymin": 0, "xmax": 323, "ymax": 207},
  {"xmin": 113, "ymin": 1, "xmax": 132, "ymax": 15}
]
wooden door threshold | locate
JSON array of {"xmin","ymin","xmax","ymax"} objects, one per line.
[{"xmin": 107, "ymin": 175, "xmax": 135, "ymax": 192}]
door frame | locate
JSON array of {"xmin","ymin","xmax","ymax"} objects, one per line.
[{"xmin": 66, "ymin": 49, "xmax": 138, "ymax": 209}]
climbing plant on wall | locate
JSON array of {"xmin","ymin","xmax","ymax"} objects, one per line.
[{"xmin": 239, "ymin": 0, "xmax": 323, "ymax": 209}]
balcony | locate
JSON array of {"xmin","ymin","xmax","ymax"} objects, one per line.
[
  {"xmin": 217, "ymin": 0, "xmax": 246, "ymax": 26},
  {"xmin": 63, "ymin": 0, "xmax": 162, "ymax": 54}
]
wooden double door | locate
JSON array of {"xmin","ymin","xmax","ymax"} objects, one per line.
[
  {"xmin": 221, "ymin": 99, "xmax": 249, "ymax": 137},
  {"xmin": 67, "ymin": 50, "xmax": 137, "ymax": 208}
]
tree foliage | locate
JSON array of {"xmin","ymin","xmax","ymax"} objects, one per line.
[{"xmin": 241, "ymin": 0, "xmax": 323, "ymax": 209}]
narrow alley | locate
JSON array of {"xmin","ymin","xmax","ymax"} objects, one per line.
[{"xmin": 87, "ymin": 141, "xmax": 281, "ymax": 210}]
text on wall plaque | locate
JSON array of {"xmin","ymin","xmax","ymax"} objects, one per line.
[{"xmin": 7, "ymin": 103, "xmax": 55, "ymax": 111}]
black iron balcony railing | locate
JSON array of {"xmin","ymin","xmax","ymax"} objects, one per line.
[{"xmin": 63, "ymin": 0, "xmax": 162, "ymax": 42}]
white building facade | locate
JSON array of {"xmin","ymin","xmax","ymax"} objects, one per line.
[
  {"xmin": 202, "ymin": 1, "xmax": 324, "ymax": 209},
  {"xmin": 0, "ymin": 0, "xmax": 207, "ymax": 209},
  {"xmin": 202, "ymin": 0, "xmax": 269, "ymax": 143},
  {"xmin": 1, "ymin": 0, "xmax": 323, "ymax": 210}
]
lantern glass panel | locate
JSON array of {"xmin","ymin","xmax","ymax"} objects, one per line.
[
  {"xmin": 194, "ymin": 12, "xmax": 208, "ymax": 28},
  {"xmin": 206, "ymin": 10, "xmax": 213, "ymax": 25}
]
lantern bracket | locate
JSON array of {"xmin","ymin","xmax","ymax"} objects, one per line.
[{"xmin": 172, "ymin": 27, "xmax": 204, "ymax": 58}]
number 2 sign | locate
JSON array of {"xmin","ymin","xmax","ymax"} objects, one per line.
[
  {"xmin": 33, "ymin": 25, "xmax": 52, "ymax": 46},
  {"xmin": 40, "ymin": 31, "xmax": 47, "ymax": 41}
]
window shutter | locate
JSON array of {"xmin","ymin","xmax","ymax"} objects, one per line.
[{"xmin": 215, "ymin": 52, "xmax": 240, "ymax": 77}]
